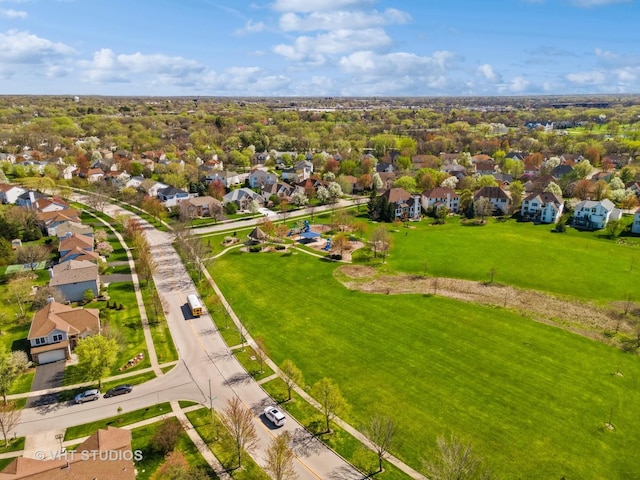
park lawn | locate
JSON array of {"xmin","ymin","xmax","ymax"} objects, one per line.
[
  {"xmin": 211, "ymin": 251, "xmax": 640, "ymax": 480},
  {"xmin": 381, "ymin": 217, "xmax": 639, "ymax": 303},
  {"xmin": 186, "ymin": 407, "xmax": 269, "ymax": 479},
  {"xmin": 131, "ymin": 420, "xmax": 217, "ymax": 480},
  {"xmin": 64, "ymin": 403, "xmax": 171, "ymax": 441}
]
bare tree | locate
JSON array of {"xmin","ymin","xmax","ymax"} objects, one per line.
[
  {"xmin": 474, "ymin": 197, "xmax": 494, "ymax": 223},
  {"xmin": 370, "ymin": 225, "xmax": 391, "ymax": 262},
  {"xmin": 253, "ymin": 336, "xmax": 268, "ymax": 374},
  {"xmin": 311, "ymin": 378, "xmax": 349, "ymax": 433},
  {"xmin": 280, "ymin": 359, "xmax": 303, "ymax": 401},
  {"xmin": 220, "ymin": 396, "xmax": 258, "ymax": 470},
  {"xmin": 264, "ymin": 431, "xmax": 298, "ymax": 480},
  {"xmin": 424, "ymin": 434, "xmax": 492, "ymax": 480},
  {"xmin": 0, "ymin": 402, "xmax": 20, "ymax": 446},
  {"xmin": 364, "ymin": 414, "xmax": 397, "ymax": 473},
  {"xmin": 16, "ymin": 244, "xmax": 49, "ymax": 271}
]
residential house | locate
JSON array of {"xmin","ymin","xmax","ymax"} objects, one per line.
[
  {"xmin": 27, "ymin": 301, "xmax": 100, "ymax": 364},
  {"xmin": 222, "ymin": 188, "xmax": 263, "ymax": 210},
  {"xmin": 62, "ymin": 164, "xmax": 77, "ymax": 180},
  {"xmin": 0, "ymin": 184, "xmax": 26, "ymax": 204},
  {"xmin": 626, "ymin": 181, "xmax": 640, "ymax": 198},
  {"xmin": 49, "ymin": 260, "xmax": 100, "ymax": 302},
  {"xmin": 32, "ymin": 197, "xmax": 70, "ymax": 213},
  {"xmin": 380, "ymin": 188, "xmax": 421, "ymax": 220},
  {"xmin": 56, "ymin": 221, "xmax": 93, "ymax": 241},
  {"xmin": 77, "ymin": 167, "xmax": 105, "ymax": 183},
  {"xmin": 156, "ymin": 185, "xmax": 189, "ymax": 208},
  {"xmin": 39, "ymin": 209, "xmax": 81, "ymax": 236},
  {"xmin": 376, "ymin": 172, "xmax": 397, "ymax": 191},
  {"xmin": 124, "ymin": 175, "xmax": 145, "ymax": 190},
  {"xmin": 573, "ymin": 199, "xmax": 621, "ymax": 230},
  {"xmin": 296, "ymin": 178, "xmax": 328, "ymax": 198},
  {"xmin": 475, "ymin": 161, "xmax": 497, "ymax": 176},
  {"xmin": 550, "ymin": 164, "xmax": 574, "ymax": 179},
  {"xmin": 248, "ymin": 169, "xmax": 278, "ymax": 189},
  {"xmin": 103, "ymin": 170, "xmax": 131, "ymax": 187},
  {"xmin": 261, "ymin": 182, "xmax": 294, "ymax": 204},
  {"xmin": 58, "ymin": 233, "xmax": 98, "ymax": 263},
  {"xmin": 16, "ymin": 190, "xmax": 44, "ymax": 208},
  {"xmin": 0, "ymin": 427, "xmax": 135, "ymax": 479},
  {"xmin": 376, "ymin": 162, "xmax": 396, "ymax": 174},
  {"xmin": 421, "ymin": 187, "xmax": 460, "ymax": 213},
  {"xmin": 203, "ymin": 170, "xmax": 242, "ymax": 187},
  {"xmin": 520, "ymin": 192, "xmax": 564, "ymax": 224},
  {"xmin": 473, "ymin": 186, "xmax": 512, "ymax": 215},
  {"xmin": 632, "ymin": 208, "xmax": 640, "ymax": 235},
  {"xmin": 179, "ymin": 196, "xmax": 222, "ymax": 219}
]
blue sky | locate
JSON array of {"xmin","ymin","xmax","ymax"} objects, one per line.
[{"xmin": 0, "ymin": 0, "xmax": 638, "ymax": 96}]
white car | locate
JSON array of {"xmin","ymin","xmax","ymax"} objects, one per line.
[{"xmin": 264, "ymin": 405, "xmax": 286, "ymax": 427}]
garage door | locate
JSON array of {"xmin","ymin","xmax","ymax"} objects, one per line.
[{"xmin": 37, "ymin": 349, "xmax": 66, "ymax": 365}]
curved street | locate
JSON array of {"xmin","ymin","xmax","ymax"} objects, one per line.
[{"xmin": 14, "ymin": 201, "xmax": 362, "ymax": 480}]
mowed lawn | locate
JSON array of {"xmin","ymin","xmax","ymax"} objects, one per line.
[
  {"xmin": 383, "ymin": 218, "xmax": 639, "ymax": 303},
  {"xmin": 212, "ymin": 251, "xmax": 640, "ymax": 479}
]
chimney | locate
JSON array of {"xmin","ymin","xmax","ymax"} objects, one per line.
[
  {"xmin": 48, "ymin": 267, "xmax": 54, "ymax": 278},
  {"xmin": 29, "ymin": 191, "xmax": 35, "ymax": 203}
]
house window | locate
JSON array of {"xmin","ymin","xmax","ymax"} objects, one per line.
[
  {"xmin": 35, "ymin": 337, "xmax": 47, "ymax": 345},
  {"xmin": 53, "ymin": 334, "xmax": 63, "ymax": 342}
]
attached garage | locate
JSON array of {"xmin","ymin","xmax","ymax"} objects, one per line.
[{"xmin": 31, "ymin": 341, "xmax": 69, "ymax": 365}]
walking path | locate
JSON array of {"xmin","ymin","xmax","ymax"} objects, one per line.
[{"xmin": 81, "ymin": 207, "xmax": 163, "ymax": 377}]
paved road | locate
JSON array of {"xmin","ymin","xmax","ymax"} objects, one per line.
[{"xmin": 14, "ymin": 201, "xmax": 361, "ymax": 480}]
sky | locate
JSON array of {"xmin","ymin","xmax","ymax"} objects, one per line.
[{"xmin": 0, "ymin": 0, "xmax": 639, "ymax": 97}]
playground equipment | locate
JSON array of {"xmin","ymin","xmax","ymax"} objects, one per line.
[
  {"xmin": 287, "ymin": 219, "xmax": 311, "ymax": 236},
  {"xmin": 325, "ymin": 237, "xmax": 332, "ymax": 251}
]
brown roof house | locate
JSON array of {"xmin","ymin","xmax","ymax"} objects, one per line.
[
  {"xmin": 49, "ymin": 260, "xmax": 100, "ymax": 303},
  {"xmin": 0, "ymin": 427, "xmax": 135, "ymax": 479},
  {"xmin": 38, "ymin": 210, "xmax": 81, "ymax": 236},
  {"xmin": 473, "ymin": 186, "xmax": 512, "ymax": 215},
  {"xmin": 27, "ymin": 301, "xmax": 100, "ymax": 364},
  {"xmin": 381, "ymin": 187, "xmax": 421, "ymax": 220},
  {"xmin": 179, "ymin": 196, "xmax": 223, "ymax": 219},
  {"xmin": 58, "ymin": 233, "xmax": 97, "ymax": 264},
  {"xmin": 56, "ymin": 221, "xmax": 93, "ymax": 242}
]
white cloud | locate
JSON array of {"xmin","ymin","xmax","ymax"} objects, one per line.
[
  {"xmin": 338, "ymin": 50, "xmax": 454, "ymax": 76},
  {"xmin": 0, "ymin": 29, "xmax": 74, "ymax": 63},
  {"xmin": 594, "ymin": 48, "xmax": 640, "ymax": 67},
  {"xmin": 570, "ymin": 0, "xmax": 630, "ymax": 6},
  {"xmin": 80, "ymin": 48, "xmax": 206, "ymax": 84},
  {"xmin": 271, "ymin": 0, "xmax": 375, "ymax": 13},
  {"xmin": 477, "ymin": 64, "xmax": 499, "ymax": 82},
  {"xmin": 279, "ymin": 8, "xmax": 410, "ymax": 32},
  {"xmin": 498, "ymin": 76, "xmax": 531, "ymax": 93},
  {"xmin": 566, "ymin": 70, "xmax": 607, "ymax": 84},
  {"xmin": 236, "ymin": 20, "xmax": 265, "ymax": 35},
  {"xmin": 0, "ymin": 9, "xmax": 27, "ymax": 18},
  {"xmin": 273, "ymin": 28, "xmax": 392, "ymax": 63}
]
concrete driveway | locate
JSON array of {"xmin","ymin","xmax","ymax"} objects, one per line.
[{"xmin": 27, "ymin": 360, "xmax": 66, "ymax": 408}]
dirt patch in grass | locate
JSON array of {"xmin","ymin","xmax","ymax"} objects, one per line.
[{"xmin": 336, "ymin": 265, "xmax": 629, "ymax": 344}]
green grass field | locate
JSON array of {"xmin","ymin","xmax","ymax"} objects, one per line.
[
  {"xmin": 211, "ymin": 249, "xmax": 640, "ymax": 479},
  {"xmin": 380, "ymin": 218, "xmax": 639, "ymax": 303}
]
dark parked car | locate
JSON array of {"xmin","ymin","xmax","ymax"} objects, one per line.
[{"xmin": 103, "ymin": 384, "xmax": 133, "ymax": 398}]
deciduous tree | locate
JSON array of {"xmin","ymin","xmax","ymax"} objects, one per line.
[
  {"xmin": 280, "ymin": 359, "xmax": 303, "ymax": 402},
  {"xmin": 220, "ymin": 396, "xmax": 258, "ymax": 469},
  {"xmin": 0, "ymin": 402, "xmax": 20, "ymax": 446},
  {"xmin": 74, "ymin": 335, "xmax": 118, "ymax": 388},
  {"xmin": 264, "ymin": 431, "xmax": 298, "ymax": 480},
  {"xmin": 364, "ymin": 414, "xmax": 397, "ymax": 473},
  {"xmin": 311, "ymin": 378, "xmax": 349, "ymax": 433},
  {"xmin": 423, "ymin": 434, "xmax": 492, "ymax": 480},
  {"xmin": 0, "ymin": 350, "xmax": 31, "ymax": 405},
  {"xmin": 152, "ymin": 417, "xmax": 183, "ymax": 454}
]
